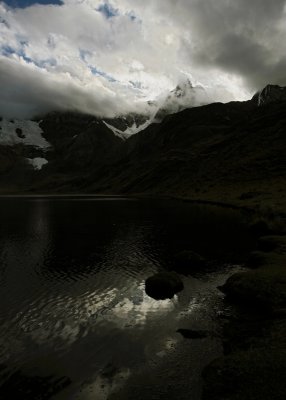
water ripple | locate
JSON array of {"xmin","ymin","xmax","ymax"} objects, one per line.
[{"xmin": 0, "ymin": 198, "xmax": 254, "ymax": 399}]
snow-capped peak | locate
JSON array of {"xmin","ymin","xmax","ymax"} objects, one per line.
[
  {"xmin": 103, "ymin": 78, "xmax": 209, "ymax": 138},
  {"xmin": 169, "ymin": 78, "xmax": 194, "ymax": 98},
  {"xmin": 153, "ymin": 78, "xmax": 209, "ymax": 122}
]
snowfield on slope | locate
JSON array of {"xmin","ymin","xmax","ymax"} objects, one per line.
[
  {"xmin": 0, "ymin": 119, "xmax": 51, "ymax": 149},
  {"xmin": 26, "ymin": 157, "xmax": 49, "ymax": 170},
  {"xmin": 103, "ymin": 119, "xmax": 153, "ymax": 139}
]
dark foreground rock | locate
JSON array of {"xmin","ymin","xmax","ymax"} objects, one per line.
[
  {"xmin": 145, "ymin": 272, "xmax": 184, "ymax": 300},
  {"xmin": 203, "ymin": 340, "xmax": 286, "ymax": 400},
  {"xmin": 219, "ymin": 266, "xmax": 286, "ymax": 314},
  {"xmin": 173, "ymin": 250, "xmax": 206, "ymax": 275},
  {"xmin": 203, "ymin": 297, "xmax": 286, "ymax": 400},
  {"xmin": 0, "ymin": 366, "xmax": 71, "ymax": 400},
  {"xmin": 219, "ymin": 236, "xmax": 286, "ymax": 313}
]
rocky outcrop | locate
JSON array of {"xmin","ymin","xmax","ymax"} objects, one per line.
[{"xmin": 252, "ymin": 84, "xmax": 286, "ymax": 106}]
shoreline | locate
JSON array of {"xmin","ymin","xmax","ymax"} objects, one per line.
[
  {"xmin": 202, "ymin": 232, "xmax": 286, "ymax": 399},
  {"xmin": 1, "ymin": 191, "xmax": 284, "ymax": 218},
  {"xmin": 1, "ymin": 189, "xmax": 285, "ymax": 214}
]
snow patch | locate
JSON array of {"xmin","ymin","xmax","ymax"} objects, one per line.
[
  {"xmin": 103, "ymin": 121, "xmax": 127, "ymax": 140},
  {"xmin": 27, "ymin": 157, "xmax": 48, "ymax": 170},
  {"xmin": 122, "ymin": 119, "xmax": 153, "ymax": 136},
  {"xmin": 103, "ymin": 78, "xmax": 208, "ymax": 139},
  {"xmin": 0, "ymin": 119, "xmax": 50, "ymax": 149},
  {"xmin": 103, "ymin": 119, "xmax": 153, "ymax": 139}
]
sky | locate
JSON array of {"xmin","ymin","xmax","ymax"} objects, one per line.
[{"xmin": 1, "ymin": 0, "xmax": 286, "ymax": 119}]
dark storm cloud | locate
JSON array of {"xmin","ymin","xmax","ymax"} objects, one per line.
[
  {"xmin": 164, "ymin": 0, "xmax": 286, "ymax": 90},
  {"xmin": 0, "ymin": 57, "xmax": 142, "ymax": 119}
]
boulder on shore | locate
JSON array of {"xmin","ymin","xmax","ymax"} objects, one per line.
[
  {"xmin": 145, "ymin": 272, "xmax": 184, "ymax": 300},
  {"xmin": 257, "ymin": 235, "xmax": 286, "ymax": 252}
]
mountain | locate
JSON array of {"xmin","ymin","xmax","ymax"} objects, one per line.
[
  {"xmin": 0, "ymin": 112, "xmax": 124, "ymax": 192},
  {"xmin": 252, "ymin": 84, "xmax": 286, "ymax": 106},
  {"xmin": 100, "ymin": 78, "xmax": 209, "ymax": 137},
  {"xmin": 86, "ymin": 96, "xmax": 285, "ymax": 201},
  {"xmin": 153, "ymin": 79, "xmax": 208, "ymax": 122},
  {"xmin": 0, "ymin": 84, "xmax": 286, "ymax": 213}
]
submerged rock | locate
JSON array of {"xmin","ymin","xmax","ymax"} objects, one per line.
[
  {"xmin": 145, "ymin": 272, "xmax": 184, "ymax": 300},
  {"xmin": 247, "ymin": 250, "xmax": 286, "ymax": 269},
  {"xmin": 248, "ymin": 220, "xmax": 272, "ymax": 237},
  {"xmin": 258, "ymin": 235, "xmax": 286, "ymax": 252},
  {"xmin": 173, "ymin": 250, "xmax": 206, "ymax": 275},
  {"xmin": 177, "ymin": 328, "xmax": 209, "ymax": 339}
]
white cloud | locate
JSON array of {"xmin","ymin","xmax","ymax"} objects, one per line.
[{"xmin": 0, "ymin": 0, "xmax": 285, "ymax": 119}]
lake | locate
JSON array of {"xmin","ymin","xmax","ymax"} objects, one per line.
[{"xmin": 0, "ymin": 197, "xmax": 254, "ymax": 400}]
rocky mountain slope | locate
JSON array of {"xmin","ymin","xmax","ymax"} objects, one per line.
[
  {"xmin": 252, "ymin": 84, "xmax": 286, "ymax": 106},
  {"xmin": 83, "ymin": 92, "xmax": 285, "ymax": 212},
  {"xmin": 0, "ymin": 84, "xmax": 285, "ymax": 213}
]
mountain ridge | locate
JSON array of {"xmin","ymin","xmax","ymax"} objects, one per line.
[{"xmin": 0, "ymin": 84, "xmax": 285, "ymax": 213}]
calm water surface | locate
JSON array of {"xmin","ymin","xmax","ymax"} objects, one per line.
[{"xmin": 0, "ymin": 197, "xmax": 254, "ymax": 400}]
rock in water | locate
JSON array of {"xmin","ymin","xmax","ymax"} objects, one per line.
[
  {"xmin": 173, "ymin": 250, "xmax": 206, "ymax": 274},
  {"xmin": 257, "ymin": 235, "xmax": 286, "ymax": 252},
  {"xmin": 177, "ymin": 329, "xmax": 209, "ymax": 339},
  {"xmin": 145, "ymin": 272, "xmax": 184, "ymax": 300},
  {"xmin": 248, "ymin": 220, "xmax": 272, "ymax": 237}
]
